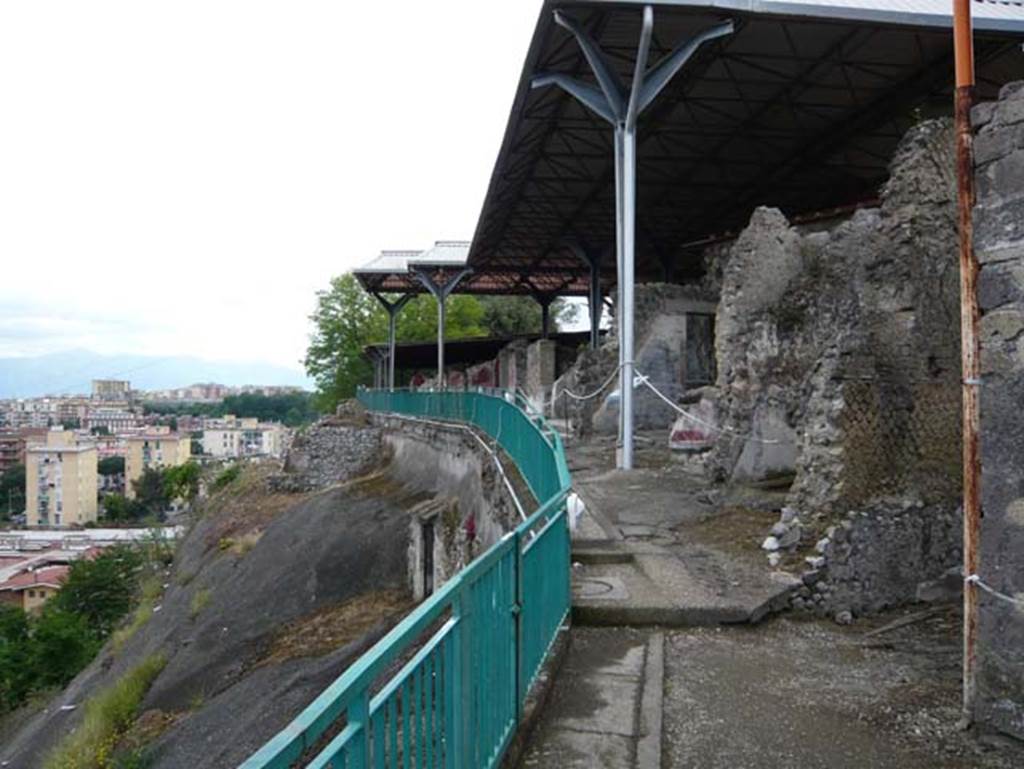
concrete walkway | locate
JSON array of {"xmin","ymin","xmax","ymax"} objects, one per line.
[
  {"xmin": 521, "ymin": 618, "xmax": 1024, "ymax": 769},
  {"xmin": 519, "ymin": 629, "xmax": 664, "ymax": 769},
  {"xmin": 567, "ymin": 434, "xmax": 798, "ymax": 627},
  {"xmin": 521, "ymin": 433, "xmax": 1024, "ymax": 769}
]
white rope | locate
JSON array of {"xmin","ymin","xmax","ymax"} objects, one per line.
[
  {"xmin": 633, "ymin": 369, "xmax": 781, "ymax": 445},
  {"xmin": 555, "ymin": 363, "xmax": 624, "ymax": 403},
  {"xmin": 965, "ymin": 574, "xmax": 1024, "ymax": 607},
  {"xmin": 542, "ymin": 362, "xmax": 782, "ymax": 446}
]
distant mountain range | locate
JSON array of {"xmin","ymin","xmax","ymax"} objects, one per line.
[{"xmin": 0, "ymin": 350, "xmax": 311, "ymax": 398}]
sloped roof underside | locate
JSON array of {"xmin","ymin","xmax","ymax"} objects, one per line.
[
  {"xmin": 354, "ymin": 242, "xmax": 593, "ymax": 297},
  {"xmin": 468, "ymin": 0, "xmax": 1024, "ymax": 285}
]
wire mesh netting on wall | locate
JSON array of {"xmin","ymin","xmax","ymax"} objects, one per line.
[{"xmin": 839, "ymin": 378, "xmax": 962, "ymax": 507}]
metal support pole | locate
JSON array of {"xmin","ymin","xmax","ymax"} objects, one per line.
[
  {"xmin": 614, "ymin": 126, "xmax": 627, "ymax": 456},
  {"xmin": 532, "ymin": 6, "xmax": 734, "ymax": 470},
  {"xmin": 567, "ymin": 242, "xmax": 604, "ymax": 350},
  {"xmin": 437, "ymin": 297, "xmax": 446, "ymax": 386},
  {"xmin": 533, "ymin": 293, "xmax": 555, "ymax": 338},
  {"xmin": 953, "ymin": 0, "xmax": 981, "ymax": 728},
  {"xmin": 413, "ymin": 267, "xmax": 472, "ymax": 390},
  {"xmin": 372, "ymin": 293, "xmax": 413, "ymax": 391},
  {"xmin": 621, "ymin": 126, "xmax": 638, "ymax": 469},
  {"xmin": 588, "ymin": 260, "xmax": 603, "ymax": 349}
]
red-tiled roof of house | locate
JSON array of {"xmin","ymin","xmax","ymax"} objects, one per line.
[{"xmin": 0, "ymin": 565, "xmax": 69, "ymax": 592}]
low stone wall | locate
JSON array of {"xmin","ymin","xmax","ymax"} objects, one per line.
[
  {"xmin": 269, "ymin": 413, "xmax": 383, "ymax": 492},
  {"xmin": 787, "ymin": 503, "xmax": 961, "ymax": 620},
  {"xmin": 372, "ymin": 413, "xmax": 528, "ymax": 598},
  {"xmin": 974, "ymin": 80, "xmax": 1024, "ymax": 740}
]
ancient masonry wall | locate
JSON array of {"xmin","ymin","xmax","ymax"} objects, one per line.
[
  {"xmin": 788, "ymin": 503, "xmax": 961, "ymax": 620},
  {"xmin": 701, "ymin": 119, "xmax": 968, "ymax": 619},
  {"xmin": 974, "ymin": 80, "xmax": 1024, "ymax": 740},
  {"xmin": 270, "ymin": 402, "xmax": 525, "ymax": 600},
  {"xmin": 553, "ymin": 283, "xmax": 716, "ymax": 435},
  {"xmin": 270, "ymin": 413, "xmax": 383, "ymax": 492},
  {"xmin": 371, "ymin": 413, "xmax": 526, "ymax": 599}
]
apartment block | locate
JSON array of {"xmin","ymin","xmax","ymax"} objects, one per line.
[
  {"xmin": 91, "ymin": 379, "xmax": 131, "ymax": 402},
  {"xmin": 124, "ymin": 431, "xmax": 192, "ymax": 499},
  {"xmin": 25, "ymin": 430, "xmax": 98, "ymax": 527},
  {"xmin": 201, "ymin": 415, "xmax": 285, "ymax": 459}
]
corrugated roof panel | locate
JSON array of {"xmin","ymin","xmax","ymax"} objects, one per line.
[
  {"xmin": 355, "ymin": 250, "xmax": 422, "ymax": 274},
  {"xmin": 408, "ymin": 240, "xmax": 471, "ymax": 267}
]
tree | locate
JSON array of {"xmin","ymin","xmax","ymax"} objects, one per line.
[
  {"xmin": 305, "ymin": 274, "xmax": 495, "ymax": 412},
  {"xmin": 98, "ymin": 456, "xmax": 125, "ymax": 476},
  {"xmin": 51, "ymin": 546, "xmax": 143, "ymax": 638},
  {"xmin": 90, "ymin": 425, "xmax": 111, "ymax": 436},
  {"xmin": 0, "ymin": 606, "xmax": 32, "ymax": 711},
  {"xmin": 129, "ymin": 469, "xmax": 169, "ymax": 519},
  {"xmin": 163, "ymin": 462, "xmax": 200, "ymax": 503},
  {"xmin": 0, "ymin": 464, "xmax": 25, "ymax": 519},
  {"xmin": 103, "ymin": 493, "xmax": 129, "ymax": 521},
  {"xmin": 26, "ymin": 608, "xmax": 99, "ymax": 689},
  {"xmin": 478, "ymin": 296, "xmax": 578, "ymax": 337}
]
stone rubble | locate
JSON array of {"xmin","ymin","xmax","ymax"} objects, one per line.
[{"xmin": 268, "ymin": 402, "xmax": 384, "ymax": 492}]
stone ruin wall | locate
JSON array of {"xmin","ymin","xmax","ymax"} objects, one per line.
[
  {"xmin": 973, "ymin": 80, "xmax": 1024, "ymax": 741},
  {"xmin": 552, "ymin": 283, "xmax": 717, "ymax": 436},
  {"xmin": 271, "ymin": 401, "xmax": 524, "ymax": 602},
  {"xmin": 706, "ymin": 118, "xmax": 967, "ymax": 620}
]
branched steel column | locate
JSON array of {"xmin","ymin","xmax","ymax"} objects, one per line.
[
  {"xmin": 532, "ymin": 5, "xmax": 734, "ymax": 470},
  {"xmin": 413, "ymin": 267, "xmax": 472, "ymax": 389},
  {"xmin": 372, "ymin": 293, "xmax": 413, "ymax": 391},
  {"xmin": 953, "ymin": 0, "xmax": 981, "ymax": 728}
]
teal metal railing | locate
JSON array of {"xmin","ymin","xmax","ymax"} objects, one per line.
[{"xmin": 240, "ymin": 388, "xmax": 572, "ymax": 769}]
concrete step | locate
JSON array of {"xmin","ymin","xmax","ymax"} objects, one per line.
[{"xmin": 571, "ymin": 541, "xmax": 799, "ymax": 627}]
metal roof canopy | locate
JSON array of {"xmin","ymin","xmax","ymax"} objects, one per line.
[
  {"xmin": 352, "ymin": 241, "xmax": 594, "ymax": 297},
  {"xmin": 468, "ymin": 0, "xmax": 1024, "ymax": 284}
]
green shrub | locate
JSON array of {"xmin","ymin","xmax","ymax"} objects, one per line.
[
  {"xmin": 43, "ymin": 654, "xmax": 166, "ymax": 769},
  {"xmin": 211, "ymin": 464, "xmax": 241, "ymax": 491}
]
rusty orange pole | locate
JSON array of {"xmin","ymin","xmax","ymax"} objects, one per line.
[{"xmin": 953, "ymin": 0, "xmax": 981, "ymax": 728}]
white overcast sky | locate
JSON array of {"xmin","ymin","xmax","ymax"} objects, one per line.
[{"xmin": 0, "ymin": 1, "xmax": 542, "ymax": 373}]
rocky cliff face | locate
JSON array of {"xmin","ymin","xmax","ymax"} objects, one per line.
[{"xmin": 2, "ymin": 460, "xmax": 417, "ymax": 768}]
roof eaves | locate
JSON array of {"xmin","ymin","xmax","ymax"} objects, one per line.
[{"xmin": 585, "ymin": 0, "xmax": 1024, "ymax": 33}]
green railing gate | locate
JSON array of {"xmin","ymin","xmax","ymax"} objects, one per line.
[{"xmin": 240, "ymin": 388, "xmax": 572, "ymax": 769}]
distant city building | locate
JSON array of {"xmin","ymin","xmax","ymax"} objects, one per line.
[
  {"xmin": 0, "ymin": 427, "xmax": 48, "ymax": 474},
  {"xmin": 139, "ymin": 383, "xmax": 305, "ymax": 403},
  {"xmin": 84, "ymin": 404, "xmax": 140, "ymax": 433},
  {"xmin": 201, "ymin": 415, "xmax": 285, "ymax": 459},
  {"xmin": 0, "ymin": 398, "xmax": 57, "ymax": 429},
  {"xmin": 124, "ymin": 430, "xmax": 192, "ymax": 499},
  {"xmin": 92, "ymin": 379, "xmax": 132, "ymax": 402},
  {"xmin": 0, "ymin": 527, "xmax": 182, "ymax": 612},
  {"xmin": 25, "ymin": 430, "xmax": 98, "ymax": 528}
]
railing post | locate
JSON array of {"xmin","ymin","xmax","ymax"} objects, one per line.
[
  {"xmin": 350, "ymin": 688, "xmax": 370, "ymax": 768},
  {"xmin": 514, "ymin": 529, "xmax": 524, "ymax": 722},
  {"xmin": 453, "ymin": 584, "xmax": 473, "ymax": 768}
]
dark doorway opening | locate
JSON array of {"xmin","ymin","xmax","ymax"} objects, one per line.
[{"xmin": 422, "ymin": 519, "xmax": 435, "ymax": 596}]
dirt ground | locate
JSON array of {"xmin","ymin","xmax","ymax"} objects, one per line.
[{"xmin": 663, "ymin": 608, "xmax": 1024, "ymax": 769}]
